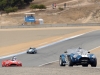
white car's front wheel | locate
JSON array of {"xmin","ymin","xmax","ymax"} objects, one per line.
[{"xmin": 59, "ymin": 57, "xmax": 66, "ymax": 66}]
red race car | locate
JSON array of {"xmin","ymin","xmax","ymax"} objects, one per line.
[{"xmin": 2, "ymin": 57, "xmax": 22, "ymax": 67}]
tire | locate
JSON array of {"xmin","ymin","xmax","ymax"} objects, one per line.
[
  {"xmin": 68, "ymin": 57, "xmax": 73, "ymax": 67},
  {"xmin": 82, "ymin": 64, "xmax": 88, "ymax": 67},
  {"xmin": 32, "ymin": 52, "xmax": 34, "ymax": 54},
  {"xmin": 91, "ymin": 58, "xmax": 97, "ymax": 67},
  {"xmin": 34, "ymin": 51, "xmax": 37, "ymax": 54},
  {"xmin": 35, "ymin": 51, "xmax": 37, "ymax": 53},
  {"xmin": 2, "ymin": 65, "xmax": 4, "ymax": 67},
  {"xmin": 59, "ymin": 57, "xmax": 66, "ymax": 66}
]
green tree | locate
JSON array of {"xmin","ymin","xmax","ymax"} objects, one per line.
[
  {"xmin": 24, "ymin": 0, "xmax": 33, "ymax": 4},
  {"xmin": 0, "ymin": 0, "xmax": 34, "ymax": 11}
]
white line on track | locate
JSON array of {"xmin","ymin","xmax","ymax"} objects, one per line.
[
  {"xmin": 36, "ymin": 30, "xmax": 97, "ymax": 51},
  {"xmin": 1, "ymin": 29, "xmax": 100, "ymax": 68},
  {"xmin": 0, "ymin": 47, "xmax": 29, "ymax": 59},
  {"xmin": 0, "ymin": 51, "xmax": 26, "ymax": 59},
  {"xmin": 39, "ymin": 60, "xmax": 59, "ymax": 67},
  {"xmin": 0, "ymin": 30, "xmax": 98, "ymax": 61},
  {"xmin": 89, "ymin": 46, "xmax": 100, "ymax": 51}
]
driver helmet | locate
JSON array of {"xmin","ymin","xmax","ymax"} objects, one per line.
[
  {"xmin": 78, "ymin": 47, "xmax": 82, "ymax": 49},
  {"xmin": 77, "ymin": 47, "xmax": 82, "ymax": 52},
  {"xmin": 30, "ymin": 47, "xmax": 32, "ymax": 49},
  {"xmin": 12, "ymin": 56, "xmax": 17, "ymax": 61}
]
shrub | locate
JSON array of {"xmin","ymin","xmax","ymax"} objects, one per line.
[
  {"xmin": 4, "ymin": 8, "xmax": 11, "ymax": 14},
  {"xmin": 4, "ymin": 7, "xmax": 18, "ymax": 14},
  {"xmin": 30, "ymin": 4, "xmax": 46, "ymax": 9},
  {"xmin": 13, "ymin": 7, "xmax": 18, "ymax": 12},
  {"xmin": 38, "ymin": 4, "xmax": 46, "ymax": 9},
  {"xmin": 30, "ymin": 4, "xmax": 39, "ymax": 9},
  {"xmin": 59, "ymin": 7, "xmax": 64, "ymax": 11}
]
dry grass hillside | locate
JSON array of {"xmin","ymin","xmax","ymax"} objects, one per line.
[{"xmin": 0, "ymin": 0, "xmax": 100, "ymax": 26}]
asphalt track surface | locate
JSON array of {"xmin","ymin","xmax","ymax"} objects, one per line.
[{"xmin": 0, "ymin": 30, "xmax": 100, "ymax": 67}]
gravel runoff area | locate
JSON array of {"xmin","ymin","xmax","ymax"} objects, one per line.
[
  {"xmin": 0, "ymin": 26, "xmax": 100, "ymax": 75},
  {"xmin": 0, "ymin": 67, "xmax": 100, "ymax": 75},
  {"xmin": 0, "ymin": 26, "xmax": 98, "ymax": 56}
]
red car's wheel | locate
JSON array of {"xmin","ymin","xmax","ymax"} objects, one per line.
[
  {"xmin": 6, "ymin": 64, "xmax": 9, "ymax": 67},
  {"xmin": 2, "ymin": 65, "xmax": 4, "ymax": 67}
]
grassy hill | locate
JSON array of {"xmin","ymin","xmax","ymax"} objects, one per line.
[{"xmin": 0, "ymin": 0, "xmax": 100, "ymax": 26}]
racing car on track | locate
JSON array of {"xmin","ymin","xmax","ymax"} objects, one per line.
[
  {"xmin": 27, "ymin": 47, "xmax": 37, "ymax": 54},
  {"xmin": 59, "ymin": 47, "xmax": 97, "ymax": 67},
  {"xmin": 2, "ymin": 56, "xmax": 22, "ymax": 67}
]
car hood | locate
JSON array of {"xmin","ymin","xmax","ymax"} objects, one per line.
[
  {"xmin": 27, "ymin": 49, "xmax": 34, "ymax": 52},
  {"xmin": 3, "ymin": 60, "xmax": 21, "ymax": 63}
]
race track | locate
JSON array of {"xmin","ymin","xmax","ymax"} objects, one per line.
[{"xmin": 0, "ymin": 30, "xmax": 100, "ymax": 67}]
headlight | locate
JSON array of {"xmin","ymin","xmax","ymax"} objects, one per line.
[
  {"xmin": 73, "ymin": 54, "xmax": 77, "ymax": 58},
  {"xmin": 92, "ymin": 55, "xmax": 96, "ymax": 58}
]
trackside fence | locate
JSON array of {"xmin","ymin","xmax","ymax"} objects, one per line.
[{"xmin": 0, "ymin": 23, "xmax": 100, "ymax": 29}]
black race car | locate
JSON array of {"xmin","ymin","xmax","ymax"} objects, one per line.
[{"xmin": 27, "ymin": 47, "xmax": 37, "ymax": 54}]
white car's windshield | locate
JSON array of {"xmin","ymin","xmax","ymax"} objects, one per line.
[{"xmin": 67, "ymin": 48, "xmax": 89, "ymax": 55}]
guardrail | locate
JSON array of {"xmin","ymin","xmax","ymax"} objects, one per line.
[{"xmin": 0, "ymin": 23, "xmax": 100, "ymax": 29}]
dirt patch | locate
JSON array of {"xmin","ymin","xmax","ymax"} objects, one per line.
[
  {"xmin": 0, "ymin": 67, "xmax": 100, "ymax": 75},
  {"xmin": 0, "ymin": 0, "xmax": 100, "ymax": 26},
  {"xmin": 33, "ymin": 0, "xmax": 71, "ymax": 6},
  {"xmin": 0, "ymin": 26, "xmax": 99, "ymax": 57}
]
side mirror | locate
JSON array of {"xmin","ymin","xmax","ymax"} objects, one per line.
[
  {"xmin": 88, "ymin": 51, "xmax": 90, "ymax": 53},
  {"xmin": 64, "ymin": 51, "xmax": 67, "ymax": 53}
]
